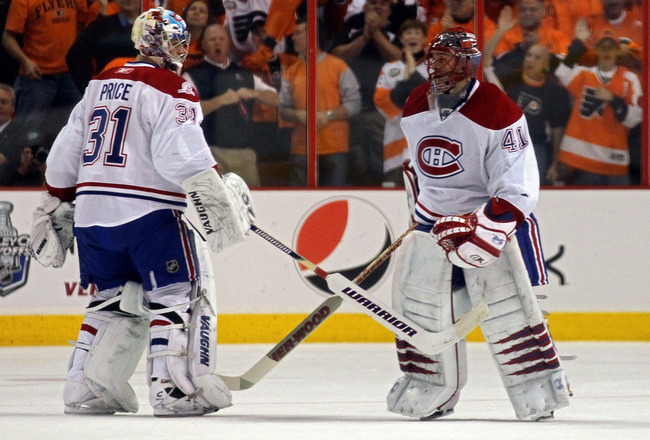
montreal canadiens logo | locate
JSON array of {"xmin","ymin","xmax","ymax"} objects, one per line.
[
  {"xmin": 293, "ymin": 197, "xmax": 394, "ymax": 295},
  {"xmin": 416, "ymin": 135, "xmax": 464, "ymax": 178}
]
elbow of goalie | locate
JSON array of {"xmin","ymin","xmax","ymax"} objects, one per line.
[{"xmin": 46, "ymin": 184, "xmax": 76, "ymax": 203}]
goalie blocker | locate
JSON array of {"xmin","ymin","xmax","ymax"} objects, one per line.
[{"xmin": 182, "ymin": 169, "xmax": 255, "ymax": 253}]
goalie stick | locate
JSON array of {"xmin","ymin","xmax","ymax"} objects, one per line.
[
  {"xmin": 219, "ymin": 224, "xmax": 489, "ymax": 390},
  {"xmin": 219, "ymin": 223, "xmax": 416, "ymax": 390}
]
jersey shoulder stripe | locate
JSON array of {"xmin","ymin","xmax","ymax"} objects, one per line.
[
  {"xmin": 96, "ymin": 63, "xmax": 200, "ymax": 103},
  {"xmin": 402, "ymin": 83, "xmax": 431, "ymax": 118},
  {"xmin": 460, "ymin": 82, "xmax": 522, "ymax": 130}
]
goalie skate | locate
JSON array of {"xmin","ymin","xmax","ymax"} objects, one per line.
[
  {"xmin": 64, "ymin": 381, "xmax": 127, "ymax": 415},
  {"xmin": 150, "ymin": 378, "xmax": 219, "ymax": 417}
]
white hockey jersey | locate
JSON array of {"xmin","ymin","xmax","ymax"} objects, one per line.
[
  {"xmin": 222, "ymin": 0, "xmax": 285, "ymax": 58},
  {"xmin": 374, "ymin": 59, "xmax": 428, "ymax": 173},
  {"xmin": 45, "ymin": 62, "xmax": 216, "ymax": 228},
  {"xmin": 401, "ymin": 80, "xmax": 539, "ymax": 224}
]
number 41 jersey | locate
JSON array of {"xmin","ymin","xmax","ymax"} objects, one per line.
[
  {"xmin": 401, "ymin": 79, "xmax": 540, "ymax": 225},
  {"xmin": 45, "ymin": 61, "xmax": 216, "ymax": 228}
]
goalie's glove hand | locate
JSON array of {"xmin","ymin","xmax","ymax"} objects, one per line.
[
  {"xmin": 432, "ymin": 203, "xmax": 516, "ymax": 269},
  {"xmin": 29, "ymin": 193, "xmax": 75, "ymax": 268},
  {"xmin": 222, "ymin": 172, "xmax": 255, "ymax": 233}
]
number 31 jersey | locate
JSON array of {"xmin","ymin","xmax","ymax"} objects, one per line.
[
  {"xmin": 45, "ymin": 61, "xmax": 216, "ymax": 228},
  {"xmin": 401, "ymin": 79, "xmax": 540, "ymax": 224}
]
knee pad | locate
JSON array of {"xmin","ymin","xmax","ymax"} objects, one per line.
[
  {"xmin": 64, "ymin": 283, "xmax": 148, "ymax": 414},
  {"xmin": 387, "ymin": 231, "xmax": 470, "ymax": 418},
  {"xmin": 464, "ymin": 238, "xmax": 571, "ymax": 420}
]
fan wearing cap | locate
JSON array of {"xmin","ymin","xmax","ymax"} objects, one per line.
[{"xmin": 551, "ymin": 20, "xmax": 643, "ymax": 185}]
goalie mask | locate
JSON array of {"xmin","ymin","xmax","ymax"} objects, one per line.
[
  {"xmin": 426, "ymin": 27, "xmax": 481, "ymax": 95},
  {"xmin": 132, "ymin": 7, "xmax": 190, "ymax": 74}
]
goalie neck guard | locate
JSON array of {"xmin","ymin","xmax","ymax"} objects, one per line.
[
  {"xmin": 426, "ymin": 27, "xmax": 481, "ymax": 95},
  {"xmin": 131, "ymin": 7, "xmax": 190, "ymax": 74}
]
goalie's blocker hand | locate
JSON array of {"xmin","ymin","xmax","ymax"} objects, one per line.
[{"xmin": 432, "ymin": 201, "xmax": 518, "ymax": 269}]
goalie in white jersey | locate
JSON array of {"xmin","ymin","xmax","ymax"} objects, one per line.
[
  {"xmin": 388, "ymin": 28, "xmax": 571, "ymax": 421},
  {"xmin": 29, "ymin": 8, "xmax": 254, "ymax": 417}
]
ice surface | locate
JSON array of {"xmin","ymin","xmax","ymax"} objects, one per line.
[{"xmin": 1, "ymin": 342, "xmax": 648, "ymax": 440}]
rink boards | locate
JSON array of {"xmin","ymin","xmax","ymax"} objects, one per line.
[{"xmin": 1, "ymin": 189, "xmax": 649, "ymax": 345}]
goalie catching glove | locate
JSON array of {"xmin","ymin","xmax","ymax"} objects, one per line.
[
  {"xmin": 29, "ymin": 193, "xmax": 75, "ymax": 268},
  {"xmin": 182, "ymin": 169, "xmax": 255, "ymax": 253},
  {"xmin": 432, "ymin": 200, "xmax": 518, "ymax": 269}
]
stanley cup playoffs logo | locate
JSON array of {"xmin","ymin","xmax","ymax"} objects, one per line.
[
  {"xmin": 0, "ymin": 201, "xmax": 31, "ymax": 297},
  {"xmin": 293, "ymin": 196, "xmax": 395, "ymax": 295}
]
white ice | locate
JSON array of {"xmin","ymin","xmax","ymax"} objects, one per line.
[{"xmin": 1, "ymin": 342, "xmax": 649, "ymax": 440}]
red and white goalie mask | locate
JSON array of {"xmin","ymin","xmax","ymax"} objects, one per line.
[{"xmin": 426, "ymin": 27, "xmax": 482, "ymax": 95}]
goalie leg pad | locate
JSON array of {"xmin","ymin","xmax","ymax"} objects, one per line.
[
  {"xmin": 463, "ymin": 238, "xmax": 570, "ymax": 420},
  {"xmin": 64, "ymin": 297, "xmax": 148, "ymax": 415},
  {"xmin": 182, "ymin": 169, "xmax": 255, "ymax": 254},
  {"xmin": 387, "ymin": 231, "xmax": 469, "ymax": 418},
  {"xmin": 146, "ymin": 281, "xmax": 232, "ymax": 417}
]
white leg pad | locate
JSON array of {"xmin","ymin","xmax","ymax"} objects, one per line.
[
  {"xmin": 464, "ymin": 238, "xmax": 571, "ymax": 420},
  {"xmin": 64, "ymin": 309, "xmax": 148, "ymax": 414},
  {"xmin": 188, "ymin": 295, "xmax": 232, "ymax": 409},
  {"xmin": 147, "ymin": 252, "xmax": 231, "ymax": 418},
  {"xmin": 387, "ymin": 231, "xmax": 469, "ymax": 419}
]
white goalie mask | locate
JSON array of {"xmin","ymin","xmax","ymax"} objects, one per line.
[
  {"xmin": 131, "ymin": 7, "xmax": 190, "ymax": 74},
  {"xmin": 426, "ymin": 27, "xmax": 481, "ymax": 95}
]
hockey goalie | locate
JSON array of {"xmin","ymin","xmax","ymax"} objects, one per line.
[
  {"xmin": 28, "ymin": 8, "xmax": 254, "ymax": 417},
  {"xmin": 387, "ymin": 28, "xmax": 571, "ymax": 421}
]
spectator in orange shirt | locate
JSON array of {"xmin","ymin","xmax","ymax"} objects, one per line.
[
  {"xmin": 165, "ymin": 0, "xmax": 225, "ymax": 23},
  {"xmin": 279, "ymin": 17, "xmax": 361, "ymax": 187},
  {"xmin": 427, "ymin": 0, "xmax": 477, "ymax": 41},
  {"xmin": 181, "ymin": 0, "xmax": 217, "ymax": 72},
  {"xmin": 427, "ymin": 0, "xmax": 500, "ymax": 47},
  {"xmin": 84, "ymin": 0, "xmax": 122, "ymax": 27},
  {"xmin": 536, "ymin": 0, "xmax": 602, "ymax": 38},
  {"xmin": 553, "ymin": 26, "xmax": 643, "ymax": 185},
  {"xmin": 2, "ymin": 0, "xmax": 86, "ymax": 142},
  {"xmin": 66, "ymin": 0, "xmax": 141, "ymax": 93},
  {"xmin": 330, "ymin": 0, "xmax": 402, "ymax": 186},
  {"xmin": 587, "ymin": 0, "xmax": 643, "ymax": 66},
  {"xmin": 489, "ymin": 0, "xmax": 571, "ymax": 60}
]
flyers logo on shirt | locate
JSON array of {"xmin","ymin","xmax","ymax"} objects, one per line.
[
  {"xmin": 416, "ymin": 135, "xmax": 464, "ymax": 178},
  {"xmin": 293, "ymin": 197, "xmax": 394, "ymax": 296}
]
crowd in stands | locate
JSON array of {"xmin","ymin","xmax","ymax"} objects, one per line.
[{"xmin": 0, "ymin": 0, "xmax": 645, "ymax": 187}]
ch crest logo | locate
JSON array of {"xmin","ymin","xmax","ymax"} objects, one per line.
[{"xmin": 416, "ymin": 135, "xmax": 464, "ymax": 178}]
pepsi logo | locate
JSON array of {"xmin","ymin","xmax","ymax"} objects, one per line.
[{"xmin": 293, "ymin": 196, "xmax": 395, "ymax": 296}]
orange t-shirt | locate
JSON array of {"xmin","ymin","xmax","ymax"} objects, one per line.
[
  {"xmin": 588, "ymin": 13, "xmax": 644, "ymax": 48},
  {"xmin": 5, "ymin": 0, "xmax": 87, "ymax": 75},
  {"xmin": 427, "ymin": 18, "xmax": 497, "ymax": 45},
  {"xmin": 493, "ymin": 23, "xmax": 571, "ymax": 58},
  {"xmin": 182, "ymin": 38, "xmax": 205, "ymax": 72},
  {"xmin": 282, "ymin": 54, "xmax": 352, "ymax": 156},
  {"xmin": 541, "ymin": 0, "xmax": 603, "ymax": 37},
  {"xmin": 83, "ymin": 1, "xmax": 121, "ymax": 28}
]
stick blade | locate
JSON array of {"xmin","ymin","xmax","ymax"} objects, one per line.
[{"xmin": 219, "ymin": 356, "xmax": 279, "ymax": 391}]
